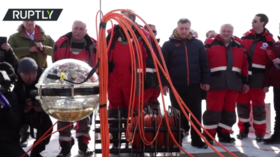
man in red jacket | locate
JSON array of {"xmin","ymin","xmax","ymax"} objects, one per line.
[
  {"xmin": 203, "ymin": 24, "xmax": 249, "ymax": 144},
  {"xmin": 143, "ymin": 24, "xmax": 161, "ymax": 111},
  {"xmin": 107, "ymin": 9, "xmax": 148, "ymax": 151},
  {"xmin": 52, "ymin": 20, "xmax": 96, "ymax": 157},
  {"xmin": 236, "ymin": 14, "xmax": 280, "ymax": 142},
  {"xmin": 263, "ymin": 37, "xmax": 280, "ymax": 144}
]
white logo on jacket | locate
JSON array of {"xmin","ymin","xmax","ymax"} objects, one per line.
[{"xmin": 260, "ymin": 42, "xmax": 268, "ymax": 50}]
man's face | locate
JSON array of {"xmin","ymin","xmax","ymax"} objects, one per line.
[
  {"xmin": 207, "ymin": 31, "xmax": 216, "ymax": 38},
  {"xmin": 72, "ymin": 21, "xmax": 87, "ymax": 40},
  {"xmin": 122, "ymin": 12, "xmax": 129, "ymax": 18},
  {"xmin": 177, "ymin": 22, "xmax": 191, "ymax": 39},
  {"xmin": 220, "ymin": 25, "xmax": 233, "ymax": 43},
  {"xmin": 122, "ymin": 12, "xmax": 133, "ymax": 21},
  {"xmin": 23, "ymin": 21, "xmax": 35, "ymax": 31},
  {"xmin": 150, "ymin": 25, "xmax": 157, "ymax": 37},
  {"xmin": 20, "ymin": 71, "xmax": 37, "ymax": 85},
  {"xmin": 252, "ymin": 16, "xmax": 263, "ymax": 30}
]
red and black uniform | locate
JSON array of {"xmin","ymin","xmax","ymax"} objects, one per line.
[
  {"xmin": 106, "ymin": 24, "xmax": 147, "ymax": 148},
  {"xmin": 107, "ymin": 25, "xmax": 147, "ymax": 111},
  {"xmin": 203, "ymin": 35, "xmax": 249, "ymax": 138},
  {"xmin": 52, "ymin": 32, "xmax": 97, "ymax": 155},
  {"xmin": 142, "ymin": 32, "xmax": 161, "ymax": 109},
  {"xmin": 237, "ymin": 29, "xmax": 275, "ymax": 136},
  {"xmin": 52, "ymin": 32, "xmax": 96, "ymax": 67}
]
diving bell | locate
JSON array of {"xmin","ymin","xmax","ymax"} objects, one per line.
[{"xmin": 35, "ymin": 59, "xmax": 99, "ymax": 122}]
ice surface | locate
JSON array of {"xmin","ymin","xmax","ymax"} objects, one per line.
[{"xmin": 22, "ymin": 91, "xmax": 280, "ymax": 157}]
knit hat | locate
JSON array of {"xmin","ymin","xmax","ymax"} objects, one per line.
[{"xmin": 17, "ymin": 57, "xmax": 38, "ymax": 73}]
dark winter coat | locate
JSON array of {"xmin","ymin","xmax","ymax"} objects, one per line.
[
  {"xmin": 160, "ymin": 29, "xmax": 211, "ymax": 87},
  {"xmin": 0, "ymin": 90, "xmax": 23, "ymax": 143},
  {"xmin": 263, "ymin": 39, "xmax": 280, "ymax": 88}
]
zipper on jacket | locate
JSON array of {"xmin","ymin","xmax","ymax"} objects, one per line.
[{"xmin": 183, "ymin": 41, "xmax": 190, "ymax": 86}]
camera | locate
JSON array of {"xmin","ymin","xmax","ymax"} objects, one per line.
[
  {"xmin": 0, "ymin": 70, "xmax": 12, "ymax": 91},
  {"xmin": 0, "ymin": 71, "xmax": 13, "ymax": 110},
  {"xmin": 29, "ymin": 89, "xmax": 41, "ymax": 107}
]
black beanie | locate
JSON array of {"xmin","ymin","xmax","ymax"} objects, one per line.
[{"xmin": 17, "ymin": 57, "xmax": 38, "ymax": 73}]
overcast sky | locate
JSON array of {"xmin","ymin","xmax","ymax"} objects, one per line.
[
  {"xmin": 0, "ymin": 0, "xmax": 277, "ymax": 103},
  {"xmin": 1, "ymin": 0, "xmax": 279, "ymax": 43}
]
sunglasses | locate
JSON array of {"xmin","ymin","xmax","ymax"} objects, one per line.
[{"xmin": 152, "ymin": 30, "xmax": 157, "ymax": 34}]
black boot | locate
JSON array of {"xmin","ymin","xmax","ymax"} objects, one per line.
[
  {"xmin": 191, "ymin": 140, "xmax": 208, "ymax": 149},
  {"xmin": 218, "ymin": 133, "xmax": 235, "ymax": 143},
  {"xmin": 217, "ymin": 127, "xmax": 235, "ymax": 143},
  {"xmin": 264, "ymin": 131, "xmax": 280, "ymax": 144},
  {"xmin": 204, "ymin": 135, "xmax": 214, "ymax": 145},
  {"xmin": 237, "ymin": 132, "xmax": 248, "ymax": 139},
  {"xmin": 237, "ymin": 122, "xmax": 250, "ymax": 140},
  {"xmin": 108, "ymin": 109, "xmax": 120, "ymax": 150},
  {"xmin": 77, "ymin": 137, "xmax": 93, "ymax": 156},
  {"xmin": 20, "ymin": 131, "xmax": 30, "ymax": 147},
  {"xmin": 243, "ymin": 122, "xmax": 251, "ymax": 135},
  {"xmin": 256, "ymin": 134, "xmax": 264, "ymax": 142},
  {"xmin": 56, "ymin": 138, "xmax": 74, "ymax": 157},
  {"xmin": 216, "ymin": 126, "xmax": 222, "ymax": 138}
]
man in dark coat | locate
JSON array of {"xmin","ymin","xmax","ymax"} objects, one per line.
[
  {"xmin": 14, "ymin": 57, "xmax": 53, "ymax": 157},
  {"xmin": 161, "ymin": 18, "xmax": 211, "ymax": 149}
]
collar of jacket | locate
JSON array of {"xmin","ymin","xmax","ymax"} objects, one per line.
[
  {"xmin": 169, "ymin": 28, "xmax": 194, "ymax": 41},
  {"xmin": 64, "ymin": 32, "xmax": 94, "ymax": 46},
  {"xmin": 17, "ymin": 24, "xmax": 45, "ymax": 41}
]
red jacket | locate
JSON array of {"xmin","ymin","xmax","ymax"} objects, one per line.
[
  {"xmin": 263, "ymin": 40, "xmax": 280, "ymax": 88},
  {"xmin": 107, "ymin": 25, "xmax": 147, "ymax": 74},
  {"xmin": 241, "ymin": 29, "xmax": 275, "ymax": 88},
  {"xmin": 52, "ymin": 32, "xmax": 97, "ymax": 67},
  {"xmin": 205, "ymin": 35, "xmax": 248, "ymax": 91}
]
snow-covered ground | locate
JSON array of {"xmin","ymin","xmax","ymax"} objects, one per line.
[{"xmin": 22, "ymin": 90, "xmax": 280, "ymax": 157}]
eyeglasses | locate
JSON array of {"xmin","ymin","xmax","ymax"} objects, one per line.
[{"xmin": 252, "ymin": 19, "xmax": 257, "ymax": 23}]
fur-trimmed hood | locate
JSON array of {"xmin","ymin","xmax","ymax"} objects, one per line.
[{"xmin": 17, "ymin": 24, "xmax": 45, "ymax": 33}]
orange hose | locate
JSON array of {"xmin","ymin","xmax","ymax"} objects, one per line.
[
  {"xmin": 21, "ymin": 9, "xmax": 238, "ymax": 157},
  {"xmin": 96, "ymin": 26, "xmax": 110, "ymax": 157},
  {"xmin": 96, "ymin": 10, "xmax": 193, "ymax": 156},
  {"xmin": 21, "ymin": 121, "xmax": 73, "ymax": 157},
  {"xmin": 97, "ymin": 9, "xmax": 238, "ymax": 157},
  {"xmin": 102, "ymin": 14, "xmax": 163, "ymax": 147},
  {"xmin": 99, "ymin": 13, "xmax": 140, "ymax": 145},
  {"xmin": 131, "ymin": 10, "xmax": 238, "ymax": 157}
]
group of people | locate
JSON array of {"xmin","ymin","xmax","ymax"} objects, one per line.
[
  {"xmin": 0, "ymin": 20, "xmax": 97, "ymax": 157},
  {"xmin": 1, "ymin": 9, "xmax": 280, "ymax": 157},
  {"xmin": 0, "ymin": 9, "xmax": 162, "ymax": 157},
  {"xmin": 161, "ymin": 13, "xmax": 280, "ymax": 149}
]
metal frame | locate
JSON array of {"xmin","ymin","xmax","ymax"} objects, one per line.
[{"xmin": 93, "ymin": 106, "xmax": 181, "ymax": 157}]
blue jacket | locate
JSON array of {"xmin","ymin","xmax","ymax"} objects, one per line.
[{"xmin": 161, "ymin": 30, "xmax": 210, "ymax": 87}]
